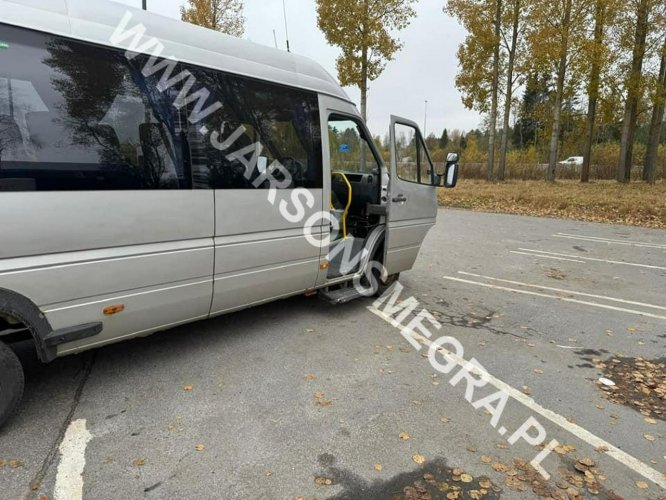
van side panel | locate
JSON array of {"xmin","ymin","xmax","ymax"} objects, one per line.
[
  {"xmin": 0, "ymin": 192, "xmax": 215, "ymax": 354},
  {"xmin": 0, "ymin": 191, "xmax": 213, "ymax": 260},
  {"xmin": 210, "ymin": 190, "xmax": 323, "ymax": 315}
]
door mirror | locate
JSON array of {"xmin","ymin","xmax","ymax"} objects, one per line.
[
  {"xmin": 442, "ymin": 152, "xmax": 459, "ymax": 188},
  {"xmin": 444, "ymin": 163, "xmax": 459, "ymax": 188}
]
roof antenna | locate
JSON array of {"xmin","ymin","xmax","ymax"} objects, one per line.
[
  {"xmin": 282, "ymin": 0, "xmax": 291, "ymax": 52},
  {"xmin": 273, "ymin": 29, "xmax": 278, "ymax": 49}
]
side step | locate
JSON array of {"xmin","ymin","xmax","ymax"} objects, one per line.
[{"xmin": 319, "ymin": 286, "xmax": 365, "ymax": 305}]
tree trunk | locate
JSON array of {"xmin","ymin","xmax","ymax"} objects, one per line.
[
  {"xmin": 581, "ymin": 0, "xmax": 605, "ymax": 183},
  {"xmin": 498, "ymin": 0, "xmax": 520, "ymax": 181},
  {"xmin": 643, "ymin": 41, "xmax": 666, "ymax": 184},
  {"xmin": 487, "ymin": 0, "xmax": 502, "ymax": 181},
  {"xmin": 617, "ymin": 0, "xmax": 649, "ymax": 183},
  {"xmin": 547, "ymin": 0, "xmax": 572, "ymax": 182}
]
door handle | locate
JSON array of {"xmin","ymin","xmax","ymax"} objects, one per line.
[{"xmin": 392, "ymin": 194, "xmax": 407, "ymax": 203}]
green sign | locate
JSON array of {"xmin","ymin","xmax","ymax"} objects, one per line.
[{"xmin": 0, "ymin": 41, "xmax": 9, "ymax": 49}]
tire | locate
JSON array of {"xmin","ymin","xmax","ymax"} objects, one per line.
[
  {"xmin": 374, "ymin": 273, "xmax": 400, "ymax": 297},
  {"xmin": 0, "ymin": 341, "xmax": 24, "ymax": 429}
]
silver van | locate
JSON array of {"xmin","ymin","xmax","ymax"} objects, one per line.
[{"xmin": 0, "ymin": 0, "xmax": 458, "ymax": 426}]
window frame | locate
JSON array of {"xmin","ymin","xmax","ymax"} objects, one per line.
[
  {"xmin": 394, "ymin": 121, "xmax": 435, "ymax": 186},
  {"xmin": 326, "ymin": 112, "xmax": 384, "ymax": 174}
]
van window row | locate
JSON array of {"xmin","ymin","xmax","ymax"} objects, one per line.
[{"xmin": 0, "ymin": 24, "xmax": 322, "ymax": 191}]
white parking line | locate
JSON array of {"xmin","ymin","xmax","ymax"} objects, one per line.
[
  {"xmin": 517, "ymin": 248, "xmax": 666, "ymax": 271},
  {"xmin": 442, "ymin": 276, "xmax": 666, "ymax": 320},
  {"xmin": 554, "ymin": 233, "xmax": 666, "ymax": 249},
  {"xmin": 367, "ymin": 305, "xmax": 666, "ymax": 489},
  {"xmin": 510, "ymin": 251, "xmax": 586, "ymax": 264},
  {"xmin": 458, "ymin": 271, "xmax": 666, "ymax": 311},
  {"xmin": 54, "ymin": 419, "xmax": 92, "ymax": 500}
]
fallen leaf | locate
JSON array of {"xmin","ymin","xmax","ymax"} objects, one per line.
[
  {"xmin": 635, "ymin": 480, "xmax": 648, "ymax": 489},
  {"xmin": 440, "ymin": 416, "xmax": 450, "ymax": 423},
  {"xmin": 313, "ymin": 391, "xmax": 325, "ymax": 398},
  {"xmin": 132, "ymin": 458, "xmax": 145, "ymax": 467},
  {"xmin": 644, "ymin": 434, "xmax": 656, "ymax": 442},
  {"xmin": 314, "ymin": 477, "xmax": 333, "ymax": 486},
  {"xmin": 373, "ymin": 463, "xmax": 382, "ymax": 472},
  {"xmin": 183, "ymin": 384, "xmax": 193, "ymax": 392},
  {"xmin": 480, "ymin": 455, "xmax": 492, "ymax": 464},
  {"xmin": 304, "ymin": 373, "xmax": 316, "ymax": 381},
  {"xmin": 399, "ymin": 432, "xmax": 410, "ymax": 441},
  {"xmin": 578, "ymin": 457, "xmax": 595, "ymax": 467},
  {"xmin": 460, "ymin": 473, "xmax": 473, "ymax": 483},
  {"xmin": 195, "ymin": 444, "xmax": 205, "ymax": 451},
  {"xmin": 533, "ymin": 368, "xmax": 544, "ymax": 374},
  {"xmin": 644, "ymin": 417, "xmax": 656, "ymax": 424},
  {"xmin": 412, "ymin": 454, "xmax": 426, "ymax": 464},
  {"xmin": 491, "ymin": 462, "xmax": 508, "ymax": 472}
]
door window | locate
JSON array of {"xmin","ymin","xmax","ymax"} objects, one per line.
[
  {"xmin": 394, "ymin": 123, "xmax": 433, "ymax": 185},
  {"xmin": 327, "ymin": 116, "xmax": 380, "ymax": 174}
]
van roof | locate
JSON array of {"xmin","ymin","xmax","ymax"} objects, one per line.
[{"xmin": 0, "ymin": 0, "xmax": 353, "ymax": 104}]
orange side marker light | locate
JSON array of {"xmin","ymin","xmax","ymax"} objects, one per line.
[{"xmin": 103, "ymin": 304, "xmax": 125, "ymax": 315}]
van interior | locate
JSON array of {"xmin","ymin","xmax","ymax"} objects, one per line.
[{"xmin": 326, "ymin": 115, "xmax": 384, "ymax": 279}]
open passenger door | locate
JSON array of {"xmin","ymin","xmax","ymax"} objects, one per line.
[{"xmin": 383, "ymin": 116, "xmax": 439, "ymax": 275}]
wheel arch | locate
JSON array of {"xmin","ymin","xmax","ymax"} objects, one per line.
[{"xmin": 0, "ymin": 287, "xmax": 56, "ymax": 362}]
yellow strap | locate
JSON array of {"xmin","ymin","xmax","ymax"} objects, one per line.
[{"xmin": 331, "ymin": 172, "xmax": 352, "ymax": 239}]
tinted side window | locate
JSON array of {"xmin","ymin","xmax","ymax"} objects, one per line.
[
  {"xmin": 0, "ymin": 24, "xmax": 188, "ymax": 191},
  {"xmin": 183, "ymin": 65, "xmax": 323, "ymax": 189}
]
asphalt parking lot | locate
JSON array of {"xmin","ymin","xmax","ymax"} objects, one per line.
[{"xmin": 0, "ymin": 209, "xmax": 664, "ymax": 500}]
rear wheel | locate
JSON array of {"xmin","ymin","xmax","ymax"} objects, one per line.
[{"xmin": 0, "ymin": 340, "xmax": 24, "ymax": 429}]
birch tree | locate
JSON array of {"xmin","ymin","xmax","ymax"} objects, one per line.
[
  {"xmin": 581, "ymin": 0, "xmax": 615, "ymax": 182},
  {"xmin": 497, "ymin": 0, "xmax": 526, "ymax": 180},
  {"xmin": 528, "ymin": 0, "xmax": 592, "ymax": 181},
  {"xmin": 446, "ymin": 0, "xmax": 503, "ymax": 180},
  {"xmin": 316, "ymin": 0, "xmax": 417, "ymax": 121},
  {"xmin": 643, "ymin": 37, "xmax": 666, "ymax": 183},
  {"xmin": 180, "ymin": 0, "xmax": 245, "ymax": 37},
  {"xmin": 616, "ymin": 0, "xmax": 652, "ymax": 182}
]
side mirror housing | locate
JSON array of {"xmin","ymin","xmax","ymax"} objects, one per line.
[{"xmin": 438, "ymin": 152, "xmax": 459, "ymax": 188}]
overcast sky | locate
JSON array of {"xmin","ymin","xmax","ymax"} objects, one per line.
[{"xmin": 110, "ymin": 0, "xmax": 482, "ymax": 138}]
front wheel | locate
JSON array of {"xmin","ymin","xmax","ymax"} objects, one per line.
[
  {"xmin": 374, "ymin": 272, "xmax": 400, "ymax": 296},
  {"xmin": 0, "ymin": 341, "xmax": 24, "ymax": 429}
]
